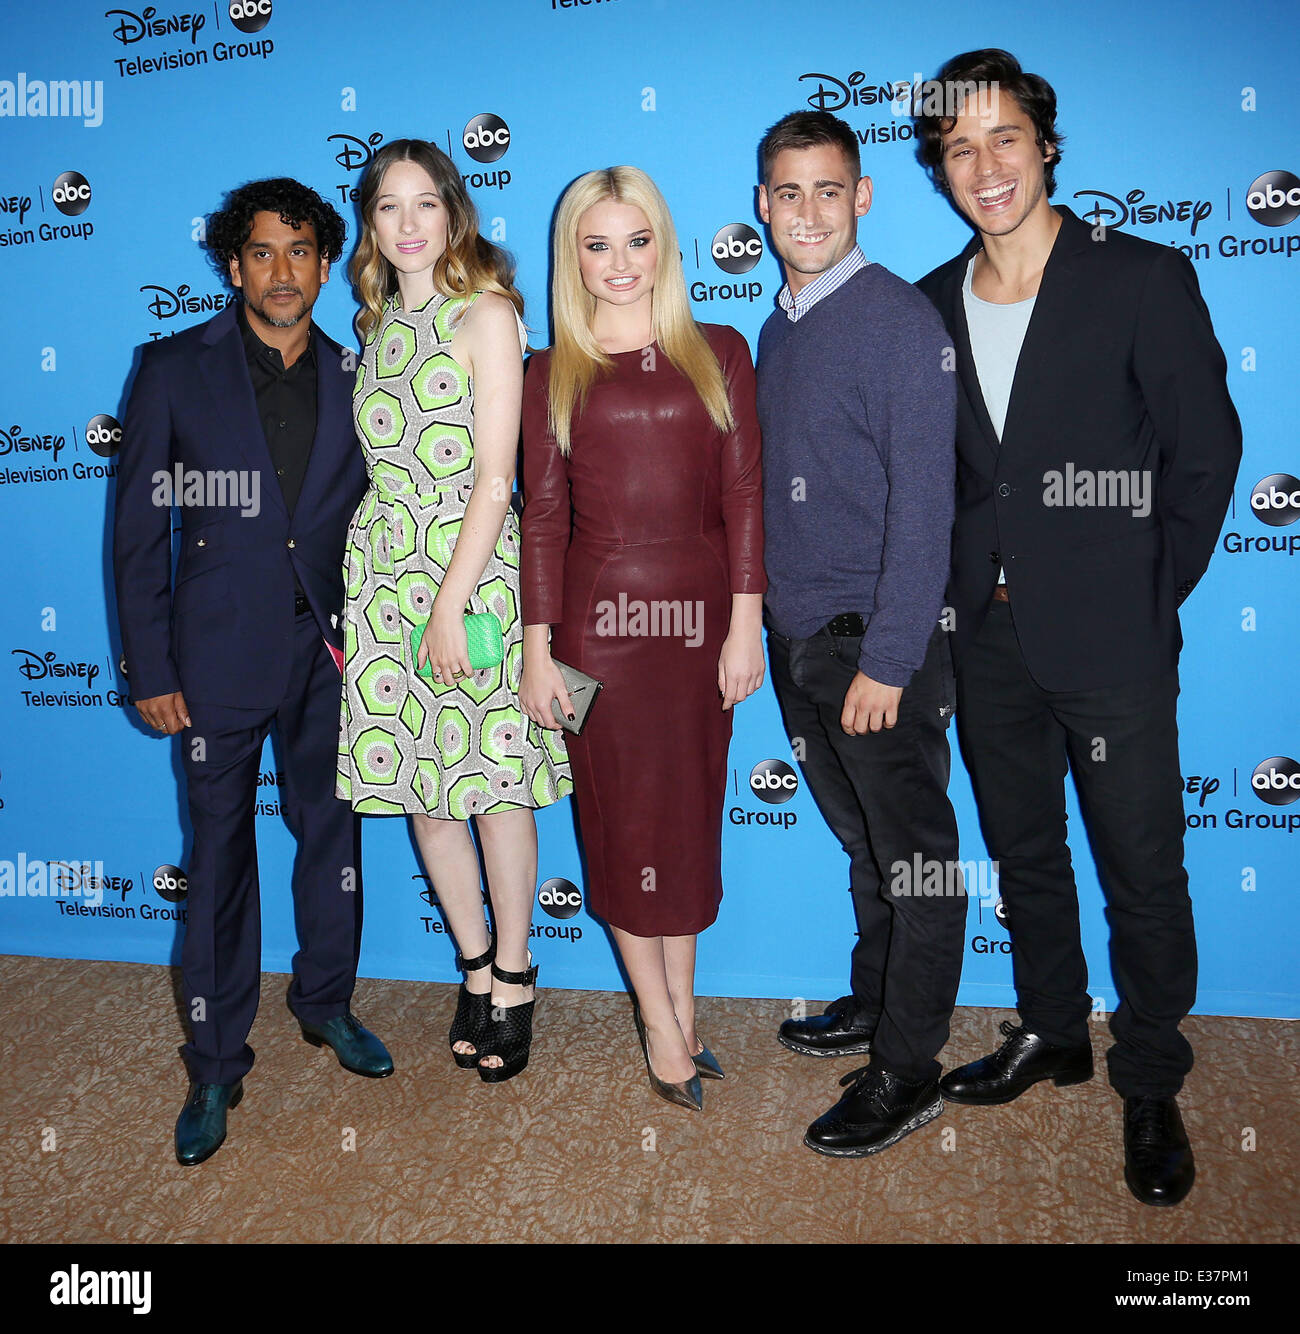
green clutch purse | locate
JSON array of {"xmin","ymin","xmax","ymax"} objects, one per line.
[{"xmin": 411, "ymin": 612, "xmax": 504, "ymax": 676}]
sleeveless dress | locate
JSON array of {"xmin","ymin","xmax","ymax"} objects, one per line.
[{"xmin": 337, "ymin": 289, "xmax": 572, "ymax": 819}]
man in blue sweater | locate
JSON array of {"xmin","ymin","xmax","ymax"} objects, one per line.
[{"xmin": 755, "ymin": 109, "xmax": 965, "ymax": 1156}]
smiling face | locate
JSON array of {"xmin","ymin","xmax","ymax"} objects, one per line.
[
  {"xmin": 229, "ymin": 211, "xmax": 328, "ymax": 330},
  {"xmin": 940, "ymin": 86, "xmax": 1056, "ymax": 239},
  {"xmin": 759, "ymin": 143, "xmax": 872, "ymax": 295},
  {"xmin": 371, "ymin": 158, "xmax": 451, "ymax": 285},
  {"xmin": 576, "ymin": 199, "xmax": 658, "ymax": 311}
]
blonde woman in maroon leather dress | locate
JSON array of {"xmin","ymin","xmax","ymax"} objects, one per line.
[{"xmin": 520, "ymin": 167, "xmax": 765, "ymax": 1111}]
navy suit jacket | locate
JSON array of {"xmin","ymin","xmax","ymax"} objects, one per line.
[
  {"xmin": 917, "ymin": 206, "xmax": 1241, "ymax": 692},
  {"xmin": 113, "ymin": 302, "xmax": 367, "ymax": 708}
]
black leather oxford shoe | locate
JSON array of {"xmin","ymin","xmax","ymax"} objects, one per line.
[
  {"xmin": 300, "ymin": 1011, "xmax": 394, "ymax": 1078},
  {"xmin": 778, "ymin": 997, "xmax": 874, "ymax": 1057},
  {"xmin": 939, "ymin": 1020, "xmax": 1093, "ymax": 1104},
  {"xmin": 175, "ymin": 1080, "xmax": 243, "ymax": 1166},
  {"xmin": 804, "ymin": 1064, "xmax": 943, "ymax": 1157},
  {"xmin": 1124, "ymin": 1095, "xmax": 1195, "ymax": 1206}
]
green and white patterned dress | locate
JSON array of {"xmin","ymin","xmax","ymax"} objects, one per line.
[{"xmin": 336, "ymin": 289, "xmax": 572, "ymax": 819}]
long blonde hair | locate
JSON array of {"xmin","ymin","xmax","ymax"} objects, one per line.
[
  {"xmin": 350, "ymin": 138, "xmax": 523, "ymax": 340},
  {"xmin": 546, "ymin": 166, "xmax": 734, "ymax": 455}
]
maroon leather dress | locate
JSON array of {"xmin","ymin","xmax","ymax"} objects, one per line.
[{"xmin": 521, "ymin": 324, "xmax": 765, "ymax": 936}]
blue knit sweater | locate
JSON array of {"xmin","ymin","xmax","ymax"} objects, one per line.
[{"xmin": 756, "ymin": 263, "xmax": 956, "ymax": 687}]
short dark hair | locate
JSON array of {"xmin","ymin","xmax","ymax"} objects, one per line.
[
  {"xmin": 912, "ymin": 49, "xmax": 1064, "ymax": 197},
  {"xmin": 205, "ymin": 177, "xmax": 346, "ymax": 269},
  {"xmin": 759, "ymin": 110, "xmax": 861, "ymax": 185}
]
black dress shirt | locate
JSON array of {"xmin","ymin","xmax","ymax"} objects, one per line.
[{"xmin": 238, "ymin": 301, "xmax": 317, "ymax": 516}]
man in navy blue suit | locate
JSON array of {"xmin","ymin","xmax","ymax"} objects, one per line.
[{"xmin": 114, "ymin": 178, "xmax": 392, "ymax": 1167}]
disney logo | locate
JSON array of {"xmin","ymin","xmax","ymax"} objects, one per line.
[
  {"xmin": 12, "ymin": 649, "xmax": 101, "ymax": 687},
  {"xmin": 327, "ymin": 132, "xmax": 385, "ymax": 171},
  {"xmin": 798, "ymin": 71, "xmax": 912, "ymax": 113},
  {"xmin": 104, "ymin": 7, "xmax": 206, "ymax": 45},
  {"xmin": 1073, "ymin": 188, "xmax": 1212, "ymax": 237},
  {"xmin": 0, "ymin": 194, "xmax": 33, "ymax": 225},
  {"xmin": 48, "ymin": 861, "xmax": 133, "ymax": 898},
  {"xmin": 1, "ymin": 425, "xmax": 65, "ymax": 462},
  {"xmin": 139, "ymin": 284, "xmax": 234, "ymax": 320}
]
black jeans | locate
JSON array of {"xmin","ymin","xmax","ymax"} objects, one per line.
[
  {"xmin": 957, "ymin": 600, "xmax": 1195, "ymax": 1097},
  {"xmin": 767, "ymin": 621, "xmax": 966, "ymax": 1082}
]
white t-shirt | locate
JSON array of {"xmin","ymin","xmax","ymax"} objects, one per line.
[{"xmin": 962, "ymin": 255, "xmax": 1036, "ymax": 583}]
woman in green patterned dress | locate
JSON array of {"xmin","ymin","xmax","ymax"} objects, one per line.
[{"xmin": 337, "ymin": 140, "xmax": 572, "ymax": 1081}]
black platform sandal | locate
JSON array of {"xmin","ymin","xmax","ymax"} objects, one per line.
[
  {"xmin": 449, "ymin": 939, "xmax": 495, "ymax": 1069},
  {"xmin": 477, "ymin": 954, "xmax": 538, "ymax": 1083}
]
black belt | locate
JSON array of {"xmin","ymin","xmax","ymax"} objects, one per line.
[
  {"xmin": 294, "ymin": 592, "xmax": 311, "ymax": 617},
  {"xmin": 825, "ymin": 612, "xmax": 866, "ymax": 637}
]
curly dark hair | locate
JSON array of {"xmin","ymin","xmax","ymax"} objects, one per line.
[
  {"xmin": 205, "ymin": 177, "xmax": 347, "ymax": 269},
  {"xmin": 912, "ymin": 49, "xmax": 1064, "ymax": 197},
  {"xmin": 759, "ymin": 109, "xmax": 861, "ymax": 185}
]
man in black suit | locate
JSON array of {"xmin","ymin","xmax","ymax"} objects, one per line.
[
  {"xmin": 114, "ymin": 179, "xmax": 392, "ymax": 1166},
  {"xmin": 913, "ymin": 50, "xmax": 1240, "ymax": 1205}
]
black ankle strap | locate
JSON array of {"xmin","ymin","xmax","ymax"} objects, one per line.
[
  {"xmin": 491, "ymin": 960, "xmax": 537, "ymax": 987},
  {"xmin": 456, "ymin": 939, "xmax": 495, "ymax": 973}
]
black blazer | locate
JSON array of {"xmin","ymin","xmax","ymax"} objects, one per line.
[
  {"xmin": 113, "ymin": 302, "xmax": 367, "ymax": 708},
  {"xmin": 917, "ymin": 206, "xmax": 1241, "ymax": 691}
]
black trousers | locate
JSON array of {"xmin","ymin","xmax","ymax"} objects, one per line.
[
  {"xmin": 767, "ymin": 622, "xmax": 966, "ymax": 1082},
  {"xmin": 179, "ymin": 609, "xmax": 363, "ymax": 1085},
  {"xmin": 957, "ymin": 600, "xmax": 1195, "ymax": 1097}
]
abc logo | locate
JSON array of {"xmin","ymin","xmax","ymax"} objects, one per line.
[
  {"xmin": 711, "ymin": 223, "xmax": 763, "ymax": 275},
  {"xmin": 1245, "ymin": 170, "xmax": 1300, "ymax": 227},
  {"xmin": 1250, "ymin": 474, "xmax": 1300, "ymax": 527},
  {"xmin": 993, "ymin": 898, "xmax": 1008, "ymax": 925},
  {"xmin": 749, "ymin": 758, "xmax": 798, "ymax": 804},
  {"xmin": 52, "ymin": 170, "xmax": 91, "ymax": 217},
  {"xmin": 537, "ymin": 876, "xmax": 582, "ymax": 920},
  {"xmin": 1251, "ymin": 756, "xmax": 1300, "ymax": 806},
  {"xmin": 228, "ymin": 0, "xmax": 272, "ymax": 33},
  {"xmin": 153, "ymin": 864, "xmax": 188, "ymax": 902},
  {"xmin": 85, "ymin": 414, "xmax": 122, "ymax": 458},
  {"xmin": 462, "ymin": 113, "xmax": 510, "ymax": 164}
]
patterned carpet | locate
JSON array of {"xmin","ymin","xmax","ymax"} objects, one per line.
[{"xmin": 1, "ymin": 955, "xmax": 1295, "ymax": 1244}]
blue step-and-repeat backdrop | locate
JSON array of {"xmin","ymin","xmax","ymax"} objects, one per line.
[{"xmin": 1, "ymin": 0, "xmax": 1296, "ymax": 1018}]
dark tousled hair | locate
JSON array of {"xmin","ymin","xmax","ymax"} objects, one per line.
[
  {"xmin": 205, "ymin": 177, "xmax": 346, "ymax": 268},
  {"xmin": 759, "ymin": 109, "xmax": 861, "ymax": 185},
  {"xmin": 912, "ymin": 48, "xmax": 1064, "ymax": 197}
]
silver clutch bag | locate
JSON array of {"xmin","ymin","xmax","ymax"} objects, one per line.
[{"xmin": 551, "ymin": 659, "xmax": 602, "ymax": 735}]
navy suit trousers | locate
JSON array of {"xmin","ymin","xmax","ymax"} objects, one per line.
[{"xmin": 179, "ymin": 608, "xmax": 361, "ymax": 1084}]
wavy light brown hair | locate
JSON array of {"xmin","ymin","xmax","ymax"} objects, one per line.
[
  {"xmin": 350, "ymin": 138, "xmax": 523, "ymax": 340},
  {"xmin": 546, "ymin": 166, "xmax": 734, "ymax": 456}
]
